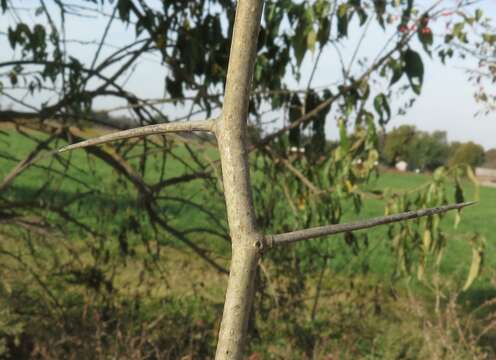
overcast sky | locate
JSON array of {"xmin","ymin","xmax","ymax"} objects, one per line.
[{"xmin": 0, "ymin": 0, "xmax": 494, "ymax": 149}]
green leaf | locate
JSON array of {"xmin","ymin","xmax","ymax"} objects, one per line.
[
  {"xmin": 117, "ymin": 0, "xmax": 132, "ymax": 22},
  {"xmin": 475, "ymin": 9, "xmax": 483, "ymax": 22},
  {"xmin": 9, "ymin": 71, "xmax": 17, "ymax": 86},
  {"xmin": 403, "ymin": 49, "xmax": 424, "ymax": 94},
  {"xmin": 400, "ymin": 0, "xmax": 413, "ymax": 26},
  {"xmin": 337, "ymin": 4, "xmax": 349, "ymax": 38},
  {"xmin": 453, "ymin": 22, "xmax": 464, "ymax": 39},
  {"xmin": 317, "ymin": 17, "xmax": 330, "ymax": 46},
  {"xmin": 289, "ymin": 94, "xmax": 302, "ymax": 147},
  {"xmin": 314, "ymin": 0, "xmax": 331, "ymax": 18},
  {"xmin": 373, "ymin": 93, "xmax": 391, "ymax": 124},
  {"xmin": 339, "ymin": 118, "xmax": 349, "ymax": 153},
  {"xmin": 417, "ymin": 26, "xmax": 433, "ymax": 56},
  {"xmin": 482, "ymin": 33, "xmax": 496, "ymax": 45},
  {"xmin": 292, "ymin": 16, "xmax": 311, "ymax": 66},
  {"xmin": 454, "ymin": 178, "xmax": 464, "ymax": 204},
  {"xmin": 389, "ymin": 58, "xmax": 403, "ymax": 85},
  {"xmin": 7, "ymin": 27, "xmax": 16, "ymax": 49},
  {"xmin": 373, "ymin": 0, "xmax": 386, "ymax": 29},
  {"xmin": 165, "ymin": 76, "xmax": 183, "ymax": 98},
  {"xmin": 303, "ymin": 90, "xmax": 320, "ymax": 129}
]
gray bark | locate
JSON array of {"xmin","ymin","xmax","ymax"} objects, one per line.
[{"xmin": 214, "ymin": 0, "xmax": 265, "ymax": 358}]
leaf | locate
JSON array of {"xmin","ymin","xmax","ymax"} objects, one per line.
[
  {"xmin": 417, "ymin": 24, "xmax": 433, "ymax": 56},
  {"xmin": 338, "ymin": 118, "xmax": 349, "ymax": 153},
  {"xmin": 347, "ymin": 0, "xmax": 367, "ymax": 25},
  {"xmin": 117, "ymin": 0, "xmax": 132, "ymax": 22},
  {"xmin": 7, "ymin": 27, "xmax": 16, "ymax": 49},
  {"xmin": 399, "ymin": 0, "xmax": 413, "ymax": 28},
  {"xmin": 355, "ymin": 7, "xmax": 368, "ymax": 26},
  {"xmin": 303, "ymin": 90, "xmax": 320, "ymax": 129},
  {"xmin": 389, "ymin": 59, "xmax": 403, "ymax": 86},
  {"xmin": 482, "ymin": 33, "xmax": 496, "ymax": 45},
  {"xmin": 454, "ymin": 211, "xmax": 461, "ymax": 229},
  {"xmin": 165, "ymin": 76, "xmax": 183, "ymax": 98},
  {"xmin": 423, "ymin": 229, "xmax": 432, "ymax": 252},
  {"xmin": 337, "ymin": 4, "xmax": 349, "ymax": 38},
  {"xmin": 314, "ymin": 0, "xmax": 331, "ymax": 18},
  {"xmin": 403, "ymin": 49, "xmax": 424, "ymax": 94},
  {"xmin": 373, "ymin": 93, "xmax": 391, "ymax": 124},
  {"xmin": 9, "ymin": 71, "xmax": 17, "ymax": 86},
  {"xmin": 454, "ymin": 178, "xmax": 464, "ymax": 204},
  {"xmin": 466, "ymin": 165, "xmax": 480, "ymax": 200},
  {"xmin": 317, "ymin": 17, "xmax": 331, "ymax": 46},
  {"xmin": 373, "ymin": 0, "xmax": 386, "ymax": 29},
  {"xmin": 307, "ymin": 29, "xmax": 317, "ymax": 52},
  {"xmin": 433, "ymin": 166, "xmax": 445, "ymax": 182},
  {"xmin": 453, "ymin": 22, "xmax": 464, "ymax": 39},
  {"xmin": 292, "ymin": 25, "xmax": 307, "ymax": 66},
  {"xmin": 475, "ymin": 9, "xmax": 483, "ymax": 22},
  {"xmin": 289, "ymin": 94, "xmax": 302, "ymax": 147},
  {"xmin": 417, "ymin": 255, "xmax": 425, "ymax": 280},
  {"xmin": 463, "ymin": 235, "xmax": 485, "ymax": 291}
]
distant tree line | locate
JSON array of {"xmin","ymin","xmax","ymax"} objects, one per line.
[{"xmin": 380, "ymin": 124, "xmax": 491, "ymax": 171}]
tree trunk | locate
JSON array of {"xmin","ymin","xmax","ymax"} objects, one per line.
[{"xmin": 214, "ymin": 0, "xmax": 264, "ymax": 359}]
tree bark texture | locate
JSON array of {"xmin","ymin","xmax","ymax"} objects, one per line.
[{"xmin": 214, "ymin": 0, "xmax": 265, "ymax": 359}]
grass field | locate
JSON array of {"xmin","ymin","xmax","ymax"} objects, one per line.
[
  {"xmin": 1, "ymin": 129, "xmax": 496, "ymax": 358},
  {"xmin": 1, "ymin": 129, "xmax": 495, "ymax": 288}
]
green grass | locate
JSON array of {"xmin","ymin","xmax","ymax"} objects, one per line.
[
  {"xmin": 1, "ymin": 129, "xmax": 495, "ymax": 358},
  {"xmin": 1, "ymin": 129, "xmax": 495, "ymax": 290}
]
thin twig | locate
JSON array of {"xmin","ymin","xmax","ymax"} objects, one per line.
[{"xmin": 265, "ymin": 202, "xmax": 477, "ymax": 247}]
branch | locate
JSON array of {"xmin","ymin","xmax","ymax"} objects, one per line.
[
  {"xmin": 58, "ymin": 119, "xmax": 216, "ymax": 152},
  {"xmin": 265, "ymin": 201, "xmax": 477, "ymax": 247}
]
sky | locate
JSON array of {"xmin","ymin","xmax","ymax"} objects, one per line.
[
  {"xmin": 290, "ymin": 0, "xmax": 496, "ymax": 149},
  {"xmin": 0, "ymin": 0, "xmax": 494, "ymax": 149}
]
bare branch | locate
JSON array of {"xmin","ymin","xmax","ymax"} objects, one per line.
[
  {"xmin": 266, "ymin": 202, "xmax": 477, "ymax": 247},
  {"xmin": 58, "ymin": 118, "xmax": 217, "ymax": 152}
]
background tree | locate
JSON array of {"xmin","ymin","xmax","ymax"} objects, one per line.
[
  {"xmin": 382, "ymin": 124, "xmax": 418, "ymax": 167},
  {"xmin": 448, "ymin": 141, "xmax": 486, "ymax": 169},
  {"xmin": 483, "ymin": 148, "xmax": 496, "ymax": 168},
  {"xmin": 382, "ymin": 126, "xmax": 451, "ymax": 171},
  {"xmin": 414, "ymin": 130, "xmax": 450, "ymax": 171}
]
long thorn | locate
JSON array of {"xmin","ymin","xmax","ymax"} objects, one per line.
[
  {"xmin": 59, "ymin": 119, "xmax": 216, "ymax": 153},
  {"xmin": 266, "ymin": 201, "xmax": 477, "ymax": 247}
]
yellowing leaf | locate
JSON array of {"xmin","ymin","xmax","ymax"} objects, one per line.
[
  {"xmin": 463, "ymin": 234, "xmax": 485, "ymax": 291},
  {"xmin": 345, "ymin": 180, "xmax": 354, "ymax": 192},
  {"xmin": 466, "ymin": 165, "xmax": 480, "ymax": 201},
  {"xmin": 417, "ymin": 256, "xmax": 425, "ymax": 280},
  {"xmin": 298, "ymin": 197, "xmax": 306, "ymax": 210},
  {"xmin": 423, "ymin": 229, "xmax": 431, "ymax": 252},
  {"xmin": 306, "ymin": 29, "xmax": 317, "ymax": 52},
  {"xmin": 454, "ymin": 211, "xmax": 461, "ymax": 229},
  {"xmin": 463, "ymin": 248, "xmax": 483, "ymax": 291}
]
